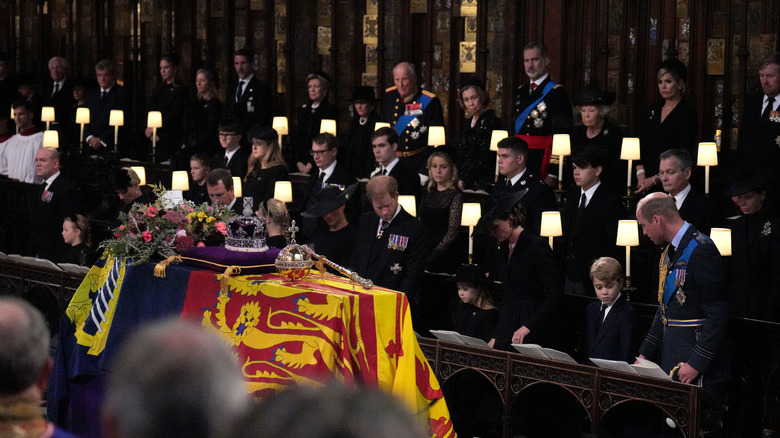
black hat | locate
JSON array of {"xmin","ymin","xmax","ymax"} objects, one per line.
[
  {"xmin": 483, "ymin": 188, "xmax": 529, "ymax": 223},
  {"xmin": 350, "ymin": 86, "xmax": 376, "ymax": 102},
  {"xmin": 725, "ymin": 170, "xmax": 772, "ymax": 197},
  {"xmin": 457, "ymin": 76, "xmax": 485, "ymax": 92},
  {"xmin": 451, "ymin": 263, "xmax": 492, "ymax": 285},
  {"xmin": 301, "ymin": 183, "xmax": 358, "ymax": 218},
  {"xmin": 572, "ymin": 86, "xmax": 616, "ymax": 106},
  {"xmin": 659, "ymin": 58, "xmax": 688, "ymax": 82},
  {"xmin": 247, "ymin": 126, "xmax": 278, "ymax": 142}
]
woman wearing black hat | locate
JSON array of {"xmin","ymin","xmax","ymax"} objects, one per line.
[
  {"xmin": 243, "ymin": 126, "xmax": 289, "ymax": 211},
  {"xmin": 725, "ymin": 170, "xmax": 780, "ymax": 322},
  {"xmin": 346, "ymin": 86, "xmax": 378, "ymax": 178},
  {"xmin": 455, "ymin": 77, "xmax": 502, "ymax": 191},
  {"xmin": 570, "ymin": 87, "xmax": 624, "ymax": 196},
  {"xmin": 484, "ymin": 190, "xmax": 563, "ymax": 350},
  {"xmin": 293, "ymin": 73, "xmax": 339, "ymax": 174},
  {"xmin": 636, "ymin": 58, "xmax": 698, "ymax": 194}
]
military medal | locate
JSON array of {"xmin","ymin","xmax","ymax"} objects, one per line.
[
  {"xmin": 674, "ymin": 267, "xmax": 687, "ymax": 306},
  {"xmin": 387, "ymin": 234, "xmax": 408, "ymax": 251},
  {"xmin": 390, "ymin": 263, "xmax": 403, "ymax": 274}
]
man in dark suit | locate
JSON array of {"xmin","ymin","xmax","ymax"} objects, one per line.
[
  {"xmin": 303, "ymin": 133, "xmax": 356, "ymax": 239},
  {"xmin": 513, "ymin": 41, "xmax": 572, "ymax": 186},
  {"xmin": 30, "ymin": 147, "xmax": 77, "ymax": 262},
  {"xmin": 351, "ymin": 175, "xmax": 427, "ymax": 297},
  {"xmin": 224, "ymin": 48, "xmax": 273, "ymax": 142},
  {"xmin": 84, "ymin": 59, "xmax": 129, "ymax": 156},
  {"xmin": 636, "ymin": 192, "xmax": 729, "ymax": 406},
  {"xmin": 42, "ymin": 56, "xmax": 75, "ymax": 151},
  {"xmin": 369, "ymin": 126, "xmax": 421, "ymax": 200},
  {"xmin": 206, "ymin": 168, "xmax": 242, "ymax": 212},
  {"xmin": 489, "ymin": 136, "xmax": 556, "ymax": 235},
  {"xmin": 585, "ymin": 257, "xmax": 638, "ymax": 363},
  {"xmin": 738, "ymin": 52, "xmax": 780, "ymax": 175},
  {"xmin": 561, "ymin": 146, "xmax": 621, "ymax": 295},
  {"xmin": 658, "ymin": 148, "xmax": 717, "ymax": 233},
  {"xmin": 214, "ymin": 119, "xmax": 250, "ymax": 178},
  {"xmin": 379, "ymin": 62, "xmax": 444, "ymax": 174}
]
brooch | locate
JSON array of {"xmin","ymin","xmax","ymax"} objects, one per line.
[{"xmin": 762, "ymin": 221, "xmax": 772, "ymax": 237}]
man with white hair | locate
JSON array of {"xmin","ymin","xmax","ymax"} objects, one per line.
[
  {"xmin": 43, "ymin": 56, "xmax": 75, "ymax": 146},
  {"xmin": 103, "ymin": 318, "xmax": 249, "ymax": 438},
  {"xmin": 379, "ymin": 61, "xmax": 443, "ymax": 173},
  {"xmin": 0, "ymin": 297, "xmax": 79, "ymax": 437}
]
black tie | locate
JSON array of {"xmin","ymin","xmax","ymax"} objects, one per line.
[
  {"xmin": 236, "ymin": 81, "xmax": 245, "ymax": 102},
  {"xmin": 579, "ymin": 193, "xmax": 587, "ymax": 210},
  {"xmin": 506, "ymin": 179, "xmax": 512, "ymax": 187},
  {"xmin": 51, "ymin": 83, "xmax": 59, "ymax": 96},
  {"xmin": 381, "ymin": 168, "xmax": 387, "ymax": 175},
  {"xmin": 317, "ymin": 171, "xmax": 326, "ymax": 187},
  {"xmin": 101, "ymin": 90, "xmax": 107, "ymax": 101},
  {"xmin": 222, "ymin": 155, "xmax": 229, "ymax": 167},
  {"xmin": 763, "ymin": 96, "xmax": 775, "ymax": 120},
  {"xmin": 597, "ymin": 303, "xmax": 606, "ymax": 329}
]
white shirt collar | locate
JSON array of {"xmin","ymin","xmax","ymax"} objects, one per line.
[
  {"xmin": 602, "ymin": 292, "xmax": 622, "ymax": 320},
  {"xmin": 579, "ymin": 181, "xmax": 601, "ymax": 208},
  {"xmin": 44, "ymin": 171, "xmax": 60, "ymax": 187},
  {"xmin": 239, "ymin": 74, "xmax": 254, "ymax": 84},
  {"xmin": 531, "ymin": 73, "xmax": 549, "ymax": 87},
  {"xmin": 382, "ymin": 157, "xmax": 400, "ymax": 174},
  {"xmin": 671, "ymin": 221, "xmax": 691, "ymax": 251},
  {"xmin": 508, "ymin": 168, "xmax": 527, "ymax": 186},
  {"xmin": 319, "ymin": 159, "xmax": 338, "ymax": 182},
  {"xmin": 671, "ymin": 184, "xmax": 692, "ymax": 209},
  {"xmin": 224, "ymin": 147, "xmax": 239, "ymax": 161}
]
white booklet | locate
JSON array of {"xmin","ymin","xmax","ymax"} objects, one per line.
[
  {"xmin": 429, "ymin": 330, "xmax": 491, "ymax": 348},
  {"xmin": 590, "ymin": 357, "xmax": 671, "ymax": 380},
  {"xmin": 512, "ymin": 343, "xmax": 577, "ymax": 363}
]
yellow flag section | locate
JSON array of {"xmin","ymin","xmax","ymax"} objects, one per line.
[
  {"xmin": 66, "ymin": 256, "xmax": 127, "ymax": 356},
  {"xmin": 188, "ymin": 269, "xmax": 456, "ymax": 438}
]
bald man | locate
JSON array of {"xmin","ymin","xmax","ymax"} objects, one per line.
[
  {"xmin": 379, "ymin": 62, "xmax": 444, "ymax": 174},
  {"xmin": 635, "ymin": 192, "xmax": 729, "ymax": 405},
  {"xmin": 31, "ymin": 147, "xmax": 77, "ymax": 262}
]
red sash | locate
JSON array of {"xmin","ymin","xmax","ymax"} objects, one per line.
[{"xmin": 516, "ymin": 133, "xmax": 553, "ymax": 177}]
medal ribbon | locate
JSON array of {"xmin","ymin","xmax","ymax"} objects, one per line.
[{"xmin": 394, "ymin": 92, "xmax": 432, "ymax": 137}]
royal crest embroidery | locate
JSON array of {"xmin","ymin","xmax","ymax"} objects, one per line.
[
  {"xmin": 387, "ymin": 234, "xmax": 408, "ymax": 251},
  {"xmin": 763, "ymin": 220, "xmax": 772, "ymax": 237},
  {"xmin": 390, "ymin": 263, "xmax": 403, "ymax": 274}
]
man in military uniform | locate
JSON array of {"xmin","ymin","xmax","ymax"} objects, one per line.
[
  {"xmin": 513, "ymin": 42, "xmax": 572, "ymax": 187},
  {"xmin": 635, "ymin": 192, "xmax": 729, "ymax": 406},
  {"xmin": 380, "ymin": 62, "xmax": 444, "ymax": 175}
]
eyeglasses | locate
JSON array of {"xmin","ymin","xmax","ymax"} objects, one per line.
[
  {"xmin": 219, "ymin": 132, "xmax": 238, "ymax": 138},
  {"xmin": 310, "ymin": 148, "xmax": 334, "ymax": 156}
]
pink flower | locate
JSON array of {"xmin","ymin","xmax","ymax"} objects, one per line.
[
  {"xmin": 216, "ymin": 222, "xmax": 227, "ymax": 236},
  {"xmin": 146, "ymin": 206, "xmax": 158, "ymax": 218},
  {"xmin": 142, "ymin": 231, "xmax": 153, "ymax": 242},
  {"xmin": 197, "ymin": 241, "xmax": 206, "ymax": 247},
  {"xmin": 119, "ymin": 225, "xmax": 125, "ymax": 230}
]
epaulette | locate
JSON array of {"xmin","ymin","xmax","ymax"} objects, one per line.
[
  {"xmin": 385, "ymin": 85, "xmax": 398, "ymax": 93},
  {"xmin": 421, "ymin": 89, "xmax": 436, "ymax": 98},
  {"xmin": 553, "ymin": 84, "xmax": 564, "ymax": 89},
  {"xmin": 694, "ymin": 233, "xmax": 711, "ymax": 245}
]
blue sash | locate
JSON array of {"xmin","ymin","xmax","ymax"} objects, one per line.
[
  {"xmin": 514, "ymin": 81, "xmax": 558, "ymax": 134},
  {"xmin": 395, "ymin": 92, "xmax": 433, "ymax": 136},
  {"xmin": 662, "ymin": 239, "xmax": 699, "ymax": 305}
]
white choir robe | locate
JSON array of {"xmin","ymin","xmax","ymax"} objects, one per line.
[{"xmin": 4, "ymin": 132, "xmax": 42, "ymax": 183}]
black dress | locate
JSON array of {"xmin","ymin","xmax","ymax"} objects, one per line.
[
  {"xmin": 61, "ymin": 243, "xmax": 94, "ymax": 267},
  {"xmin": 569, "ymin": 119, "xmax": 624, "ymax": 197},
  {"xmin": 292, "ymin": 101, "xmax": 339, "ymax": 168},
  {"xmin": 147, "ymin": 81, "xmax": 192, "ymax": 162},
  {"xmin": 191, "ymin": 96, "xmax": 222, "ymax": 157},
  {"xmin": 346, "ymin": 113, "xmax": 378, "ymax": 178},
  {"xmin": 456, "ymin": 109, "xmax": 501, "ymax": 191},
  {"xmin": 313, "ymin": 225, "xmax": 357, "ymax": 269},
  {"xmin": 266, "ymin": 234, "xmax": 288, "ymax": 250},
  {"xmin": 243, "ymin": 164, "xmax": 290, "ymax": 211},
  {"xmin": 454, "ymin": 303, "xmax": 499, "ymax": 342},
  {"xmin": 419, "ymin": 187, "xmax": 464, "ymax": 274},
  {"xmin": 640, "ymin": 99, "xmax": 698, "ymax": 177}
]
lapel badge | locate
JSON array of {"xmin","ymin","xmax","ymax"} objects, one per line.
[{"xmin": 390, "ymin": 263, "xmax": 402, "ymax": 274}]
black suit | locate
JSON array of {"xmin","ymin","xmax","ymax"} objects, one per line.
[
  {"xmin": 561, "ymin": 184, "xmax": 622, "ymax": 293},
  {"xmin": 738, "ymin": 92, "xmax": 780, "ymax": 173},
  {"xmin": 490, "ymin": 229, "xmax": 563, "ymax": 350},
  {"xmin": 383, "ymin": 160, "xmax": 421, "ymax": 200},
  {"xmin": 677, "ymin": 187, "xmax": 717, "ymax": 233},
  {"xmin": 30, "ymin": 173, "xmax": 78, "ymax": 262},
  {"xmin": 42, "ymin": 78, "xmax": 76, "ymax": 147},
  {"xmin": 351, "ymin": 207, "xmax": 427, "ymax": 296},
  {"xmin": 224, "ymin": 76, "xmax": 273, "ymax": 138},
  {"xmin": 638, "ymin": 225, "xmax": 729, "ymax": 402},
  {"xmin": 585, "ymin": 295, "xmax": 638, "ymax": 363},
  {"xmin": 214, "ymin": 146, "xmax": 250, "ymax": 179},
  {"xmin": 83, "ymin": 84, "xmax": 130, "ymax": 153}
]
